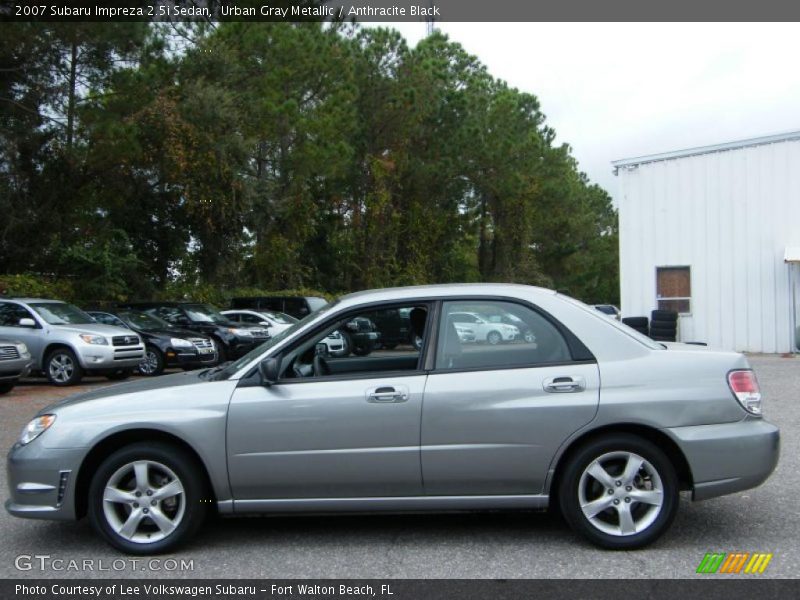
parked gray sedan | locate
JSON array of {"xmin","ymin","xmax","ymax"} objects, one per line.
[{"xmin": 5, "ymin": 285, "xmax": 779, "ymax": 554}]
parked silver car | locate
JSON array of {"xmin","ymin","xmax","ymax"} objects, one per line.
[
  {"xmin": 0, "ymin": 338, "xmax": 34, "ymax": 394},
  {"xmin": 5, "ymin": 284, "xmax": 779, "ymax": 554},
  {"xmin": 0, "ymin": 298, "xmax": 144, "ymax": 386}
]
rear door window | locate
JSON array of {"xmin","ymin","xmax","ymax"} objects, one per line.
[{"xmin": 436, "ymin": 300, "xmax": 573, "ymax": 370}]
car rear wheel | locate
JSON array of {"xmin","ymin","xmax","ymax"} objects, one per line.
[
  {"xmin": 45, "ymin": 348, "xmax": 84, "ymax": 386},
  {"xmin": 88, "ymin": 442, "xmax": 209, "ymax": 554},
  {"xmin": 139, "ymin": 347, "xmax": 165, "ymax": 377},
  {"xmin": 558, "ymin": 434, "xmax": 678, "ymax": 549},
  {"xmin": 487, "ymin": 331, "xmax": 502, "ymax": 345}
]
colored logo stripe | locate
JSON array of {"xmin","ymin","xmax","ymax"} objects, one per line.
[{"xmin": 697, "ymin": 552, "xmax": 773, "ymax": 574}]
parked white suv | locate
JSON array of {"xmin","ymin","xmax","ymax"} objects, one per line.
[
  {"xmin": 449, "ymin": 311, "xmax": 520, "ymax": 344},
  {"xmin": 0, "ymin": 298, "xmax": 144, "ymax": 386}
]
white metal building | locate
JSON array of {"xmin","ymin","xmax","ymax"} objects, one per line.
[{"xmin": 613, "ymin": 130, "xmax": 800, "ymax": 354}]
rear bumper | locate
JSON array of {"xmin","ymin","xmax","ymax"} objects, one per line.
[{"xmin": 667, "ymin": 418, "xmax": 780, "ymax": 501}]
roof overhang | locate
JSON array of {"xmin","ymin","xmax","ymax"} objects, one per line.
[
  {"xmin": 784, "ymin": 247, "xmax": 800, "ymax": 263},
  {"xmin": 612, "ymin": 130, "xmax": 800, "ymax": 174}
]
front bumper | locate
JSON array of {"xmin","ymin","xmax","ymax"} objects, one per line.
[
  {"xmin": 667, "ymin": 418, "xmax": 780, "ymax": 501},
  {"xmin": 76, "ymin": 343, "xmax": 144, "ymax": 370},
  {"xmin": 165, "ymin": 348, "xmax": 218, "ymax": 369},
  {"xmin": 0, "ymin": 359, "xmax": 33, "ymax": 381},
  {"xmin": 6, "ymin": 441, "xmax": 87, "ymax": 521}
]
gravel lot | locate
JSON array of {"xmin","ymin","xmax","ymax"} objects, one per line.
[{"xmin": 1, "ymin": 355, "xmax": 797, "ymax": 579}]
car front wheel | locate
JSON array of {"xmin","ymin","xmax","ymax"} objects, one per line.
[
  {"xmin": 558, "ymin": 434, "xmax": 678, "ymax": 549},
  {"xmin": 45, "ymin": 348, "xmax": 84, "ymax": 386},
  {"xmin": 139, "ymin": 347, "xmax": 165, "ymax": 377},
  {"xmin": 88, "ymin": 442, "xmax": 209, "ymax": 554},
  {"xmin": 487, "ymin": 331, "xmax": 502, "ymax": 345}
]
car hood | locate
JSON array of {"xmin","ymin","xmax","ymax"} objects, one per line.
[
  {"xmin": 48, "ymin": 323, "xmax": 137, "ymax": 337},
  {"xmin": 41, "ymin": 370, "xmax": 206, "ymax": 414}
]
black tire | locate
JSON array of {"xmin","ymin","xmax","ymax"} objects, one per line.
[
  {"xmin": 631, "ymin": 328, "xmax": 649, "ymax": 336},
  {"xmin": 650, "ymin": 310, "xmax": 678, "ymax": 323},
  {"xmin": 45, "ymin": 347, "xmax": 84, "ymax": 386},
  {"xmin": 0, "ymin": 382, "xmax": 14, "ymax": 395},
  {"xmin": 139, "ymin": 346, "xmax": 165, "ymax": 377},
  {"xmin": 88, "ymin": 441, "xmax": 210, "ymax": 555},
  {"xmin": 351, "ymin": 344, "xmax": 372, "ymax": 357},
  {"xmin": 558, "ymin": 434, "xmax": 679, "ymax": 550},
  {"xmin": 211, "ymin": 338, "xmax": 227, "ymax": 363},
  {"xmin": 622, "ymin": 317, "xmax": 649, "ymax": 329},
  {"xmin": 651, "ymin": 335, "xmax": 676, "ymax": 342},
  {"xmin": 106, "ymin": 368, "xmax": 133, "ymax": 381},
  {"xmin": 649, "ymin": 326, "xmax": 677, "ymax": 337},
  {"xmin": 487, "ymin": 330, "xmax": 502, "ymax": 345}
]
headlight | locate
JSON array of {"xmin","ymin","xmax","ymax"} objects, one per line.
[
  {"xmin": 171, "ymin": 338, "xmax": 194, "ymax": 348},
  {"xmin": 17, "ymin": 343, "xmax": 30, "ymax": 358},
  {"xmin": 79, "ymin": 334, "xmax": 108, "ymax": 345},
  {"xmin": 19, "ymin": 414, "xmax": 56, "ymax": 445},
  {"xmin": 227, "ymin": 328, "xmax": 253, "ymax": 337}
]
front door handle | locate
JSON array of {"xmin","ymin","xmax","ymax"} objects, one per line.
[
  {"xmin": 366, "ymin": 386, "xmax": 409, "ymax": 403},
  {"xmin": 543, "ymin": 376, "xmax": 586, "ymax": 393}
]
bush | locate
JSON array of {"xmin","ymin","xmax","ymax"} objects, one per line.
[{"xmin": 0, "ymin": 273, "xmax": 75, "ymax": 301}]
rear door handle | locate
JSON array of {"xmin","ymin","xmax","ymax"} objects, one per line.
[
  {"xmin": 366, "ymin": 385, "xmax": 409, "ymax": 403},
  {"xmin": 543, "ymin": 376, "xmax": 585, "ymax": 393}
]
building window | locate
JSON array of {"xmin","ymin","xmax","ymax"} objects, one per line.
[{"xmin": 656, "ymin": 267, "xmax": 691, "ymax": 314}]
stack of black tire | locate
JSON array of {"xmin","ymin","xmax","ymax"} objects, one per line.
[
  {"xmin": 621, "ymin": 316, "xmax": 649, "ymax": 336},
  {"xmin": 649, "ymin": 310, "xmax": 678, "ymax": 342}
]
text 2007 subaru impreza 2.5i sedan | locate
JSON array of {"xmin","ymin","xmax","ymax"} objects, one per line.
[{"xmin": 6, "ymin": 284, "xmax": 779, "ymax": 554}]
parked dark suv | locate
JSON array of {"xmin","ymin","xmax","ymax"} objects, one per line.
[
  {"xmin": 230, "ymin": 296, "xmax": 328, "ymax": 319},
  {"xmin": 118, "ymin": 302, "xmax": 268, "ymax": 361},
  {"xmin": 87, "ymin": 310, "xmax": 218, "ymax": 376}
]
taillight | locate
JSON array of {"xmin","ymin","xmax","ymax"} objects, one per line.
[{"xmin": 728, "ymin": 370, "xmax": 762, "ymax": 415}]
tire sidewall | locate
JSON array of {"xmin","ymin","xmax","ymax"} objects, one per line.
[
  {"xmin": 558, "ymin": 434, "xmax": 679, "ymax": 550},
  {"xmin": 45, "ymin": 348, "xmax": 83, "ymax": 386},
  {"xmin": 88, "ymin": 442, "xmax": 208, "ymax": 555}
]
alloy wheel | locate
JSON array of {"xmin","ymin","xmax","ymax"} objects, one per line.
[
  {"xmin": 487, "ymin": 331, "xmax": 502, "ymax": 345},
  {"xmin": 578, "ymin": 451, "xmax": 664, "ymax": 537},
  {"xmin": 139, "ymin": 350, "xmax": 159, "ymax": 375},
  {"xmin": 102, "ymin": 459, "xmax": 186, "ymax": 544},
  {"xmin": 49, "ymin": 354, "xmax": 74, "ymax": 383}
]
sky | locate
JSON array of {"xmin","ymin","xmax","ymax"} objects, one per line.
[{"xmin": 374, "ymin": 22, "xmax": 800, "ymax": 198}]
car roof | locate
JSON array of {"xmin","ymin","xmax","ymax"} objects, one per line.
[
  {"xmin": 4, "ymin": 298, "xmax": 66, "ymax": 304},
  {"xmin": 337, "ymin": 283, "xmax": 555, "ymax": 307}
]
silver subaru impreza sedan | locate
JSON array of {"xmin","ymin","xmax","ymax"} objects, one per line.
[{"xmin": 5, "ymin": 284, "xmax": 779, "ymax": 554}]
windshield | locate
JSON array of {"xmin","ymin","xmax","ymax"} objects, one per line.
[
  {"xmin": 29, "ymin": 302, "xmax": 95, "ymax": 325},
  {"xmin": 207, "ymin": 300, "xmax": 338, "ymax": 381},
  {"xmin": 183, "ymin": 304, "xmax": 228, "ymax": 323},
  {"xmin": 118, "ymin": 310, "xmax": 173, "ymax": 331}
]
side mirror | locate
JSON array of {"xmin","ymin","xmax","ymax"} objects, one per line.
[
  {"xmin": 259, "ymin": 357, "xmax": 280, "ymax": 385},
  {"xmin": 19, "ymin": 318, "xmax": 36, "ymax": 328},
  {"xmin": 260, "ymin": 321, "xmax": 271, "ymax": 327}
]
